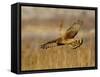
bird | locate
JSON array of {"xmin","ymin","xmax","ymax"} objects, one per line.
[{"xmin": 40, "ymin": 19, "xmax": 83, "ymax": 49}]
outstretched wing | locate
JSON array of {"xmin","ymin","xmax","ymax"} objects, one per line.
[
  {"xmin": 64, "ymin": 20, "xmax": 82, "ymax": 39},
  {"xmin": 40, "ymin": 38, "xmax": 83, "ymax": 49},
  {"xmin": 40, "ymin": 39, "xmax": 58, "ymax": 49}
]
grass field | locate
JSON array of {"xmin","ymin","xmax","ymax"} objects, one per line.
[{"xmin": 21, "ymin": 35, "xmax": 95, "ymax": 71}]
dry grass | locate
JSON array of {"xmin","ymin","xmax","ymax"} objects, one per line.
[{"xmin": 21, "ymin": 38, "xmax": 95, "ymax": 71}]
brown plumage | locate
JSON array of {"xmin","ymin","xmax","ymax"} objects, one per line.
[{"xmin": 40, "ymin": 20, "xmax": 83, "ymax": 49}]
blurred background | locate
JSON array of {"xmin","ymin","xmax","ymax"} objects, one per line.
[{"xmin": 21, "ymin": 6, "xmax": 95, "ymax": 71}]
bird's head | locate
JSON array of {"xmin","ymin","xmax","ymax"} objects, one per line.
[{"xmin": 72, "ymin": 19, "xmax": 83, "ymax": 31}]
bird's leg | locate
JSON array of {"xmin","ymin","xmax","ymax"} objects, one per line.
[{"xmin": 66, "ymin": 38, "xmax": 83, "ymax": 49}]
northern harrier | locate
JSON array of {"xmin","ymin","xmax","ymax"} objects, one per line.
[{"xmin": 40, "ymin": 20, "xmax": 83, "ymax": 49}]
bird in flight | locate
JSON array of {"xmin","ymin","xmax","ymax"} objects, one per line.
[{"xmin": 40, "ymin": 19, "xmax": 83, "ymax": 49}]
